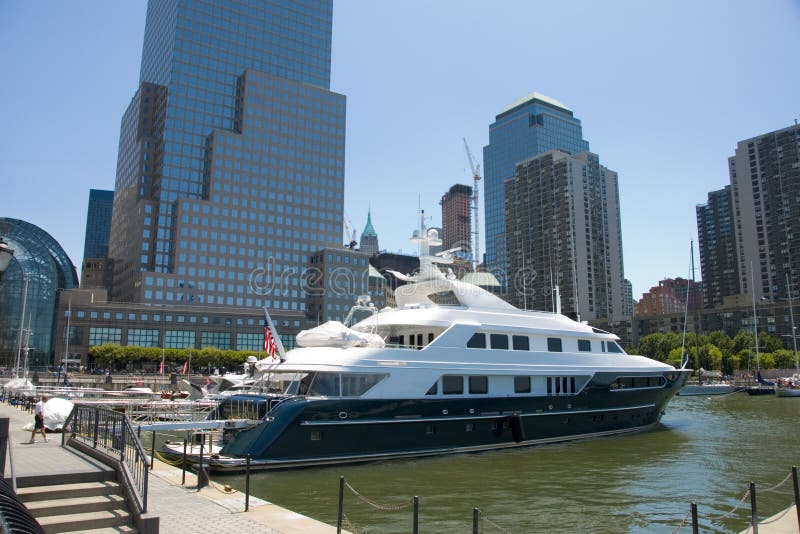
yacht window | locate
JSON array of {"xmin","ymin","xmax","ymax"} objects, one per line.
[
  {"xmin": 428, "ymin": 333, "xmax": 435, "ymax": 344},
  {"xmin": 442, "ymin": 375, "xmax": 463, "ymax": 394},
  {"xmin": 426, "ymin": 381, "xmax": 438, "ymax": 395},
  {"xmin": 578, "ymin": 339, "xmax": 591, "ymax": 352},
  {"xmin": 607, "ymin": 342, "xmax": 625, "ymax": 354},
  {"xmin": 490, "ymin": 334, "xmax": 508, "ymax": 350},
  {"xmin": 388, "ymin": 335, "xmax": 402, "ymax": 346},
  {"xmin": 417, "ymin": 333, "xmax": 424, "ymax": 347},
  {"xmin": 469, "ymin": 376, "xmax": 488, "ymax": 394},
  {"xmin": 547, "ymin": 337, "xmax": 563, "ymax": 352},
  {"xmin": 512, "ymin": 335, "xmax": 529, "ymax": 351},
  {"xmin": 547, "ymin": 377, "xmax": 552, "ymax": 394},
  {"xmin": 305, "ymin": 372, "xmax": 340, "ymax": 396},
  {"xmin": 340, "ymin": 373, "xmax": 387, "ymax": 396},
  {"xmin": 514, "ymin": 376, "xmax": 531, "ymax": 393},
  {"xmin": 467, "ymin": 333, "xmax": 486, "ymax": 348}
]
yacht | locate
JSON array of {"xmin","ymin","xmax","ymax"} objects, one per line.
[{"xmin": 164, "ymin": 227, "xmax": 690, "ymax": 470}]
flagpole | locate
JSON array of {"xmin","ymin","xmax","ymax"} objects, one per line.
[{"xmin": 264, "ymin": 307, "xmax": 286, "ymax": 362}]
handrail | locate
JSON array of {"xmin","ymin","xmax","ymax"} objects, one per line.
[{"xmin": 65, "ymin": 405, "xmax": 150, "ymax": 514}]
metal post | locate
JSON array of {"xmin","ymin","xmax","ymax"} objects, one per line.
[
  {"xmin": 150, "ymin": 431, "xmax": 156, "ymax": 470},
  {"xmin": 337, "ymin": 476, "xmax": 344, "ymax": 534},
  {"xmin": 92, "ymin": 409, "xmax": 100, "ymax": 448},
  {"xmin": 472, "ymin": 507, "xmax": 480, "ymax": 534},
  {"xmin": 691, "ymin": 502, "xmax": 698, "ymax": 534},
  {"xmin": 413, "ymin": 496, "xmax": 419, "ymax": 534},
  {"xmin": 245, "ymin": 454, "xmax": 251, "ymax": 512},
  {"xmin": 793, "ymin": 466, "xmax": 800, "ymax": 530},
  {"xmin": 750, "ymin": 481, "xmax": 758, "ymax": 534},
  {"xmin": 181, "ymin": 439, "xmax": 187, "ymax": 485},
  {"xmin": 120, "ymin": 420, "xmax": 126, "ymax": 461}
]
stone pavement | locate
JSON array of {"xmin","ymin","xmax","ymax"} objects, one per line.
[{"xmin": 0, "ymin": 401, "xmax": 345, "ymax": 533}]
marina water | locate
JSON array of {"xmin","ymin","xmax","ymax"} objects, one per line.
[{"xmin": 215, "ymin": 394, "xmax": 800, "ymax": 533}]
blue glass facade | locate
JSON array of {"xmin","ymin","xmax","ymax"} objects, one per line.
[
  {"xmin": 108, "ymin": 0, "xmax": 343, "ymax": 312},
  {"xmin": 483, "ymin": 93, "xmax": 589, "ymax": 275},
  {"xmin": 83, "ymin": 189, "xmax": 114, "ymax": 260},
  {"xmin": 0, "ymin": 218, "xmax": 79, "ymax": 367}
]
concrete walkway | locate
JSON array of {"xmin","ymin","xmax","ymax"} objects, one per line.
[{"xmin": 0, "ymin": 401, "xmax": 344, "ymax": 533}]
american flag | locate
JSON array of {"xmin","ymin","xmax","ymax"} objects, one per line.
[{"xmin": 264, "ymin": 309, "xmax": 279, "ymax": 361}]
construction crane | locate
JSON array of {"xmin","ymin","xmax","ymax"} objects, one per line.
[
  {"xmin": 463, "ymin": 138, "xmax": 481, "ymax": 268},
  {"xmin": 343, "ymin": 213, "xmax": 357, "ymax": 249}
]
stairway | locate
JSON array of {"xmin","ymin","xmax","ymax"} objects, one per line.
[{"xmin": 16, "ymin": 473, "xmax": 135, "ymax": 534}]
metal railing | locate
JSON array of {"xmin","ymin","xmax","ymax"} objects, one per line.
[{"xmin": 63, "ymin": 405, "xmax": 150, "ymax": 514}]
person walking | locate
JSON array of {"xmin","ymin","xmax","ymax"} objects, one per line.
[{"xmin": 29, "ymin": 395, "xmax": 49, "ymax": 443}]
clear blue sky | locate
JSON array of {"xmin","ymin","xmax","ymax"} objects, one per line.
[{"xmin": 1, "ymin": 0, "xmax": 798, "ymax": 299}]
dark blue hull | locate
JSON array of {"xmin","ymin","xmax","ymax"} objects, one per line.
[{"xmin": 210, "ymin": 370, "xmax": 689, "ymax": 470}]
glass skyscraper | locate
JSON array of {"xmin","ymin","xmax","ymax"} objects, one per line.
[
  {"xmin": 108, "ymin": 0, "xmax": 345, "ymax": 313},
  {"xmin": 483, "ymin": 92, "xmax": 589, "ymax": 275},
  {"xmin": 83, "ymin": 189, "xmax": 114, "ymax": 260}
]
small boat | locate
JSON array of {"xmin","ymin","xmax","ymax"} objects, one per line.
[
  {"xmin": 162, "ymin": 219, "xmax": 690, "ymax": 471},
  {"xmin": 775, "ymin": 375, "xmax": 800, "ymax": 397},
  {"xmin": 678, "ymin": 369, "xmax": 741, "ymax": 396},
  {"xmin": 746, "ymin": 371, "xmax": 775, "ymax": 396}
]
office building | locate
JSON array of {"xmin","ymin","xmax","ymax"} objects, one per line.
[
  {"xmin": 107, "ymin": 0, "xmax": 345, "ymax": 314},
  {"xmin": 636, "ymin": 278, "xmax": 702, "ymax": 317},
  {"xmin": 696, "ymin": 186, "xmax": 740, "ymax": 308},
  {"xmin": 728, "ymin": 123, "xmax": 800, "ymax": 302},
  {"xmin": 504, "ymin": 150, "xmax": 625, "ymax": 321},
  {"xmin": 440, "ymin": 183, "xmax": 472, "ymax": 259},
  {"xmin": 359, "ymin": 210, "xmax": 379, "ymax": 255},
  {"xmin": 83, "ymin": 189, "xmax": 114, "ymax": 260},
  {"xmin": 483, "ymin": 92, "xmax": 589, "ymax": 276}
]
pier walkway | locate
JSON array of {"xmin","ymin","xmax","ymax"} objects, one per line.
[{"xmin": 0, "ymin": 402, "xmax": 343, "ymax": 533}]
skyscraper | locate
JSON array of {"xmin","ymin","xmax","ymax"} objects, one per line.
[
  {"xmin": 108, "ymin": 0, "xmax": 345, "ymax": 313},
  {"xmin": 440, "ymin": 183, "xmax": 472, "ymax": 259},
  {"xmin": 728, "ymin": 123, "xmax": 800, "ymax": 302},
  {"xmin": 483, "ymin": 92, "xmax": 590, "ymax": 275},
  {"xmin": 504, "ymin": 150, "xmax": 625, "ymax": 321},
  {"xmin": 696, "ymin": 186, "xmax": 740, "ymax": 308},
  {"xmin": 82, "ymin": 189, "xmax": 114, "ymax": 260},
  {"xmin": 359, "ymin": 209, "xmax": 379, "ymax": 255}
]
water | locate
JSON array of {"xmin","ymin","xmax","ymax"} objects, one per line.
[{"xmin": 215, "ymin": 395, "xmax": 800, "ymax": 533}]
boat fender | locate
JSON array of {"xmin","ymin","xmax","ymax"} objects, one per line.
[{"xmin": 509, "ymin": 414, "xmax": 525, "ymax": 443}]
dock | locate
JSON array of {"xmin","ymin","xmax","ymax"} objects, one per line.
[{"xmin": 0, "ymin": 401, "xmax": 345, "ymax": 533}]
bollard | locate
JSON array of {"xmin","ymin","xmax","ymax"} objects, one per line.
[
  {"xmin": 245, "ymin": 454, "xmax": 251, "ymax": 512},
  {"xmin": 197, "ymin": 442, "xmax": 209, "ymax": 489},
  {"xmin": 691, "ymin": 502, "xmax": 698, "ymax": 534},
  {"xmin": 337, "ymin": 476, "xmax": 344, "ymax": 534},
  {"xmin": 181, "ymin": 439, "xmax": 187, "ymax": 485},
  {"xmin": 750, "ymin": 481, "xmax": 758, "ymax": 534},
  {"xmin": 793, "ymin": 466, "xmax": 800, "ymax": 530},
  {"xmin": 412, "ymin": 496, "xmax": 419, "ymax": 534},
  {"xmin": 150, "ymin": 431, "xmax": 156, "ymax": 470},
  {"xmin": 472, "ymin": 507, "xmax": 480, "ymax": 534}
]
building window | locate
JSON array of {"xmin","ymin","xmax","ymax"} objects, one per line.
[
  {"xmin": 200, "ymin": 331, "xmax": 231, "ymax": 350},
  {"xmin": 236, "ymin": 332, "xmax": 262, "ymax": 351},
  {"xmin": 165, "ymin": 330, "xmax": 195, "ymax": 349},
  {"xmin": 127, "ymin": 328, "xmax": 159, "ymax": 347},
  {"xmin": 88, "ymin": 327, "xmax": 121, "ymax": 346}
]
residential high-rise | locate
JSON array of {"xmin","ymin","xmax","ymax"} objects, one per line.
[
  {"xmin": 108, "ymin": 0, "xmax": 344, "ymax": 313},
  {"xmin": 483, "ymin": 92, "xmax": 589, "ymax": 276},
  {"xmin": 359, "ymin": 210, "xmax": 379, "ymax": 255},
  {"xmin": 728, "ymin": 123, "xmax": 800, "ymax": 302},
  {"xmin": 696, "ymin": 186, "xmax": 740, "ymax": 308},
  {"xmin": 440, "ymin": 183, "xmax": 472, "ymax": 259},
  {"xmin": 83, "ymin": 189, "xmax": 114, "ymax": 260},
  {"xmin": 504, "ymin": 150, "xmax": 625, "ymax": 321}
]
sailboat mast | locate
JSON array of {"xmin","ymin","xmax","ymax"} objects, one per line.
[{"xmin": 787, "ymin": 272, "xmax": 799, "ymax": 373}]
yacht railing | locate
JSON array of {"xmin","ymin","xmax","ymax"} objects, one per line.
[{"xmin": 63, "ymin": 405, "xmax": 150, "ymax": 514}]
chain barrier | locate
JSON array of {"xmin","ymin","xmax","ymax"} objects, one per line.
[
  {"xmin": 481, "ymin": 514, "xmax": 514, "ymax": 534},
  {"xmin": 344, "ymin": 479, "xmax": 413, "ymax": 511},
  {"xmin": 760, "ymin": 470, "xmax": 793, "ymax": 494},
  {"xmin": 669, "ymin": 509, "xmax": 692, "ymax": 534},
  {"xmin": 758, "ymin": 500, "xmax": 795, "ymax": 525},
  {"xmin": 708, "ymin": 487, "xmax": 751, "ymax": 521},
  {"xmin": 342, "ymin": 511, "xmax": 366, "ymax": 534}
]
